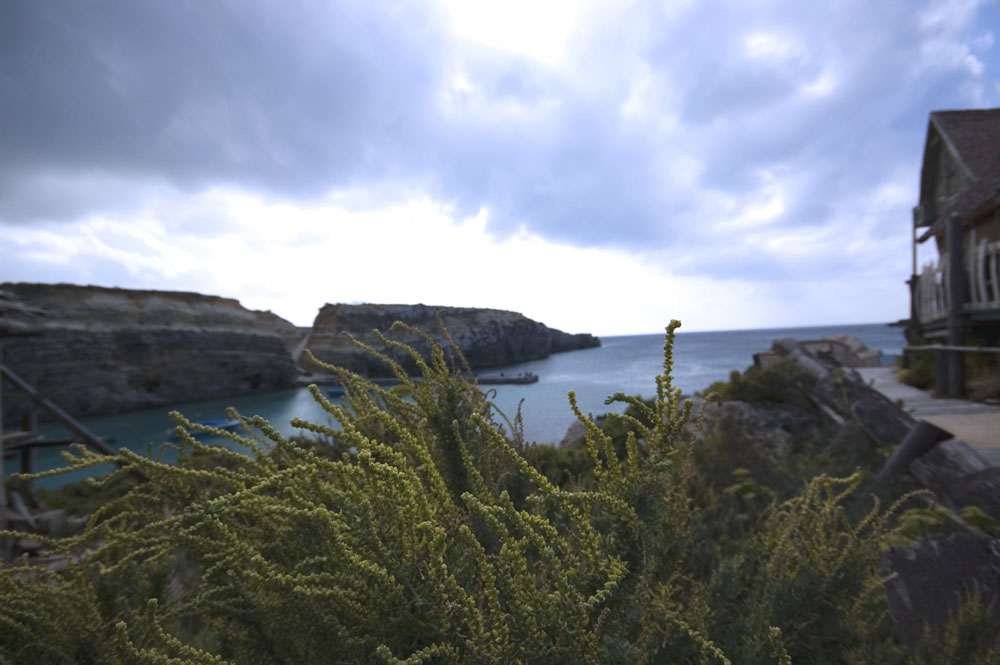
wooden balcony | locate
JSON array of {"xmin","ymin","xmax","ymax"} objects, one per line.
[{"xmin": 915, "ymin": 239, "xmax": 1000, "ymax": 327}]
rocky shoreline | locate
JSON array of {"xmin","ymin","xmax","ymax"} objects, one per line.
[{"xmin": 0, "ymin": 283, "xmax": 599, "ymax": 426}]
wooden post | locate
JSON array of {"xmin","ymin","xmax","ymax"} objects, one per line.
[
  {"xmin": 906, "ymin": 275, "xmax": 919, "ymax": 342},
  {"xmin": 907, "ymin": 208, "xmax": 920, "ymax": 344},
  {"xmin": 934, "ymin": 349, "xmax": 948, "ymax": 396},
  {"xmin": 946, "ymin": 213, "xmax": 966, "ymax": 397},
  {"xmin": 20, "ymin": 447, "xmax": 34, "ymax": 477},
  {"xmin": 20, "ymin": 411, "xmax": 37, "ymax": 436},
  {"xmin": 18, "ymin": 412, "xmax": 38, "ymax": 494}
]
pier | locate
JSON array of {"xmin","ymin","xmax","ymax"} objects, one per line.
[{"xmin": 858, "ymin": 366, "xmax": 1000, "ymax": 460}]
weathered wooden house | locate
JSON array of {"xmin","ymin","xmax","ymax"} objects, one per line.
[
  {"xmin": 908, "ymin": 108, "xmax": 1000, "ymax": 396},
  {"xmin": 910, "ymin": 108, "xmax": 1000, "ymax": 340}
]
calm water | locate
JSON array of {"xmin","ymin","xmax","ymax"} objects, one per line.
[{"xmin": 14, "ymin": 322, "xmax": 903, "ymax": 487}]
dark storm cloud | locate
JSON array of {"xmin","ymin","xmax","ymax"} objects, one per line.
[
  {"xmin": 1, "ymin": 0, "xmax": 450, "ymax": 213},
  {"xmin": 1, "ymin": 0, "xmax": 996, "ymax": 264}
]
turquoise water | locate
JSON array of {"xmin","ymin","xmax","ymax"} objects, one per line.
[{"xmin": 11, "ymin": 322, "xmax": 903, "ymax": 487}]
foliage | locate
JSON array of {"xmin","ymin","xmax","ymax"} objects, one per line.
[
  {"xmin": 899, "ymin": 336, "xmax": 1000, "ymax": 398},
  {"xmin": 898, "ymin": 351, "xmax": 935, "ymax": 391},
  {"xmin": 703, "ymin": 360, "xmax": 817, "ymax": 408},
  {"xmin": 909, "ymin": 587, "xmax": 1000, "ymax": 665},
  {"xmin": 1, "ymin": 320, "xmax": 997, "ymax": 664}
]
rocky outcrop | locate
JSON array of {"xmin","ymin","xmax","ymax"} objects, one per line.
[
  {"xmin": 733, "ymin": 336, "xmax": 1000, "ymax": 646},
  {"xmin": 754, "ymin": 334, "xmax": 882, "ymax": 369},
  {"xmin": 550, "ymin": 329, "xmax": 601, "ymax": 354},
  {"xmin": 884, "ymin": 532, "xmax": 1000, "ymax": 649},
  {"xmin": 304, "ymin": 303, "xmax": 600, "ymax": 377},
  {"xmin": 1, "ymin": 283, "xmax": 301, "ymax": 425}
]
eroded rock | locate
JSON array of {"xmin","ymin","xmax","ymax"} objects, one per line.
[
  {"xmin": 884, "ymin": 532, "xmax": 1000, "ymax": 649},
  {"xmin": 305, "ymin": 303, "xmax": 599, "ymax": 378}
]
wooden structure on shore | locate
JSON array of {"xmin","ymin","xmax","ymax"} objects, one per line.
[
  {"xmin": 907, "ymin": 108, "xmax": 1000, "ymax": 396},
  {"xmin": 1, "ymin": 323, "xmax": 116, "ymax": 558}
]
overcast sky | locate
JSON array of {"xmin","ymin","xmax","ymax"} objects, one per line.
[{"xmin": 2, "ymin": 1, "xmax": 998, "ymax": 335}]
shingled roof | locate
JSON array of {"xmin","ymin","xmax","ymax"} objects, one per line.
[
  {"xmin": 931, "ymin": 108, "xmax": 1000, "ymax": 179},
  {"xmin": 918, "ymin": 108, "xmax": 1000, "ymax": 241}
]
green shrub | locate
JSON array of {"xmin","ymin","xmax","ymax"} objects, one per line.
[
  {"xmin": 704, "ymin": 360, "xmax": 817, "ymax": 407},
  {"xmin": 899, "ymin": 351, "xmax": 935, "ymax": 390},
  {"xmin": 1, "ymin": 320, "xmax": 995, "ymax": 664}
]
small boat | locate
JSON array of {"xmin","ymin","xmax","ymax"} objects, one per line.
[{"xmin": 476, "ymin": 372, "xmax": 539, "ymax": 385}]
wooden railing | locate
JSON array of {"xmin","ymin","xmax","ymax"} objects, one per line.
[
  {"xmin": 915, "ymin": 240, "xmax": 1000, "ymax": 323},
  {"xmin": 916, "ymin": 254, "xmax": 948, "ymax": 323},
  {"xmin": 968, "ymin": 239, "xmax": 1000, "ymax": 312}
]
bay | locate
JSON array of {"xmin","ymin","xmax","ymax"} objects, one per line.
[{"xmin": 13, "ymin": 322, "xmax": 903, "ymax": 488}]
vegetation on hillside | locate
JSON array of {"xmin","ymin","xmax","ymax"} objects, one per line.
[{"xmin": 2, "ymin": 320, "xmax": 998, "ymax": 664}]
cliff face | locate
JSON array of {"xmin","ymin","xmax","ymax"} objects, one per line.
[
  {"xmin": 1, "ymin": 283, "xmax": 301, "ymax": 425},
  {"xmin": 305, "ymin": 303, "xmax": 600, "ymax": 377},
  {"xmin": 1, "ymin": 286, "xmax": 600, "ymax": 424}
]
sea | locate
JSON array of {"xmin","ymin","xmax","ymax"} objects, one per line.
[{"xmin": 11, "ymin": 322, "xmax": 904, "ymax": 488}]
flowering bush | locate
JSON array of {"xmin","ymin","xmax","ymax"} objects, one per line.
[{"xmin": 2, "ymin": 320, "xmax": 995, "ymax": 664}]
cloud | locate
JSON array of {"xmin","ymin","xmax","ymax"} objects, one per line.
[
  {"xmin": 0, "ymin": 0, "xmax": 997, "ymax": 304},
  {"xmin": 0, "ymin": 179, "xmax": 915, "ymax": 336},
  {"xmin": 1, "ymin": 1, "xmax": 451, "ymax": 207}
]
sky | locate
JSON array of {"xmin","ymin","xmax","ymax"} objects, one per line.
[{"xmin": 2, "ymin": 1, "xmax": 999, "ymax": 336}]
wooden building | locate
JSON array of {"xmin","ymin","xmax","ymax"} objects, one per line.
[{"xmin": 910, "ymin": 108, "xmax": 1000, "ymax": 342}]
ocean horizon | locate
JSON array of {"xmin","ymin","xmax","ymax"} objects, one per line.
[{"xmin": 21, "ymin": 321, "xmax": 904, "ymax": 488}]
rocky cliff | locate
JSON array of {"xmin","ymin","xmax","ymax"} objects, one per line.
[
  {"xmin": 1, "ymin": 287, "xmax": 600, "ymax": 423},
  {"xmin": 0, "ymin": 283, "xmax": 302, "ymax": 426},
  {"xmin": 304, "ymin": 303, "xmax": 600, "ymax": 377}
]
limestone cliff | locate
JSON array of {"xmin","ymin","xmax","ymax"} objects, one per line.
[
  {"xmin": 0, "ymin": 283, "xmax": 301, "ymax": 425},
  {"xmin": 304, "ymin": 303, "xmax": 600, "ymax": 377},
  {"xmin": 1, "ymin": 286, "xmax": 600, "ymax": 424}
]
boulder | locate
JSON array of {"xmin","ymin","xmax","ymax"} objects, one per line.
[
  {"xmin": 767, "ymin": 338, "xmax": 915, "ymax": 447},
  {"xmin": 761, "ymin": 334, "xmax": 882, "ymax": 369},
  {"xmin": 560, "ymin": 420, "xmax": 588, "ymax": 448},
  {"xmin": 884, "ymin": 532, "xmax": 1000, "ymax": 649},
  {"xmin": 909, "ymin": 439, "xmax": 1000, "ymax": 522}
]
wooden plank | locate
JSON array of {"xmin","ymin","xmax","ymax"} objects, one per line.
[
  {"xmin": 906, "ymin": 344, "xmax": 1000, "ymax": 353},
  {"xmin": 972, "ymin": 239, "xmax": 986, "ymax": 309},
  {"xmin": 0, "ymin": 365, "xmax": 115, "ymax": 456},
  {"xmin": 877, "ymin": 419, "xmax": 953, "ymax": 484},
  {"xmin": 0, "ymin": 431, "xmax": 34, "ymax": 443},
  {"xmin": 990, "ymin": 241, "xmax": 1000, "ymax": 308},
  {"xmin": 946, "ymin": 215, "xmax": 965, "ymax": 397},
  {"xmin": 918, "ymin": 266, "xmax": 927, "ymax": 322},
  {"xmin": 932, "ymin": 264, "xmax": 940, "ymax": 318}
]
